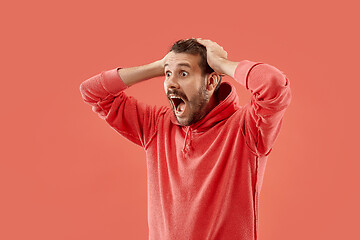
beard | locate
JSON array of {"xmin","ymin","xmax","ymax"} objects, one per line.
[{"xmin": 170, "ymin": 81, "xmax": 210, "ymax": 126}]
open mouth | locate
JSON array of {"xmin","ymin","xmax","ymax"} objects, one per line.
[{"xmin": 169, "ymin": 96, "xmax": 186, "ymax": 115}]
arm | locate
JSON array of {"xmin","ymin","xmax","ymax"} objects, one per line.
[
  {"xmin": 197, "ymin": 38, "xmax": 292, "ymax": 156},
  {"xmin": 233, "ymin": 60, "xmax": 291, "ymax": 156},
  {"xmin": 79, "ymin": 58, "xmax": 167, "ymax": 148},
  {"xmin": 118, "ymin": 59, "xmax": 165, "ymax": 87}
]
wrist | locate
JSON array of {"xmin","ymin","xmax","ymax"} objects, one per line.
[{"xmin": 219, "ymin": 59, "xmax": 239, "ymax": 78}]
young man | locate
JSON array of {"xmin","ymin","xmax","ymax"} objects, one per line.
[{"xmin": 80, "ymin": 38, "xmax": 292, "ymax": 240}]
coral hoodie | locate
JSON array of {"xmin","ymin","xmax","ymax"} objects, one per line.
[{"xmin": 80, "ymin": 60, "xmax": 292, "ymax": 240}]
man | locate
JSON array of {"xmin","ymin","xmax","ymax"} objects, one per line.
[{"xmin": 80, "ymin": 38, "xmax": 292, "ymax": 240}]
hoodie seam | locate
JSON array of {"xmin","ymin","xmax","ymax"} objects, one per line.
[
  {"xmin": 182, "ymin": 127, "xmax": 191, "ymax": 154},
  {"xmin": 253, "ymin": 155, "xmax": 259, "ymax": 240},
  {"xmin": 144, "ymin": 107, "xmax": 167, "ymax": 150}
]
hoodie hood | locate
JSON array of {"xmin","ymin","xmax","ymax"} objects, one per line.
[{"xmin": 170, "ymin": 81, "xmax": 240, "ymax": 132}]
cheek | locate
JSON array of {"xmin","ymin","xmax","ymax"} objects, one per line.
[
  {"xmin": 186, "ymin": 92, "xmax": 199, "ymax": 106},
  {"xmin": 185, "ymin": 84, "xmax": 201, "ymax": 100}
]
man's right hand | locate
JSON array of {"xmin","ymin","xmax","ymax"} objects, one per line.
[{"xmin": 159, "ymin": 53, "xmax": 168, "ymax": 71}]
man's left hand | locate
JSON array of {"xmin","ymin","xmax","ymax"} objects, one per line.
[{"xmin": 196, "ymin": 38, "xmax": 228, "ymax": 75}]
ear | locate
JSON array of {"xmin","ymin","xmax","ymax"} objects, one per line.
[{"xmin": 206, "ymin": 72, "xmax": 221, "ymax": 92}]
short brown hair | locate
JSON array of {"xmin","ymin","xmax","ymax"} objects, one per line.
[{"xmin": 169, "ymin": 38, "xmax": 222, "ymax": 91}]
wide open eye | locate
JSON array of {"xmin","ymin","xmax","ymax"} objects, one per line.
[
  {"xmin": 180, "ymin": 71, "xmax": 188, "ymax": 77},
  {"xmin": 166, "ymin": 72, "xmax": 172, "ymax": 77}
]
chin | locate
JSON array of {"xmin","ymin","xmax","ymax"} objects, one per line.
[
  {"xmin": 176, "ymin": 117, "xmax": 190, "ymax": 126},
  {"xmin": 174, "ymin": 114, "xmax": 193, "ymax": 126}
]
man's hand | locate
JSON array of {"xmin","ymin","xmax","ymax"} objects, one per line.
[
  {"xmin": 159, "ymin": 52, "xmax": 170, "ymax": 72},
  {"xmin": 196, "ymin": 38, "xmax": 239, "ymax": 78},
  {"xmin": 196, "ymin": 38, "xmax": 228, "ymax": 75}
]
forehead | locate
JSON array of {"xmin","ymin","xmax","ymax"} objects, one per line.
[{"xmin": 164, "ymin": 52, "xmax": 201, "ymax": 70}]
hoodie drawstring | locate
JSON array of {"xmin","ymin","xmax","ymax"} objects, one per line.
[{"xmin": 182, "ymin": 127, "xmax": 192, "ymax": 153}]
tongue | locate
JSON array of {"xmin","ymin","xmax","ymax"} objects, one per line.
[{"xmin": 177, "ymin": 102, "xmax": 185, "ymax": 113}]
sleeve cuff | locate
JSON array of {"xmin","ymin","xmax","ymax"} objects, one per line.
[
  {"xmin": 100, "ymin": 67, "xmax": 129, "ymax": 95},
  {"xmin": 234, "ymin": 60, "xmax": 264, "ymax": 89}
]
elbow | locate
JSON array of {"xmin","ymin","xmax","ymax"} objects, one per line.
[
  {"xmin": 79, "ymin": 82, "xmax": 89, "ymax": 101},
  {"xmin": 79, "ymin": 81, "xmax": 98, "ymax": 103},
  {"xmin": 251, "ymin": 64, "xmax": 292, "ymax": 107},
  {"xmin": 263, "ymin": 64, "xmax": 291, "ymax": 101}
]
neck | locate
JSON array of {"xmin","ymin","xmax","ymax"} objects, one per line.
[{"xmin": 204, "ymin": 90, "xmax": 219, "ymax": 115}]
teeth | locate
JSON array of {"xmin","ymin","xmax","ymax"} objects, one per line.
[{"xmin": 170, "ymin": 96, "xmax": 182, "ymax": 99}]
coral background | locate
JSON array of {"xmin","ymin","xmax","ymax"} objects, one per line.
[{"xmin": 1, "ymin": 0, "xmax": 359, "ymax": 239}]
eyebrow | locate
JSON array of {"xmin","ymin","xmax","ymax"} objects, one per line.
[{"xmin": 164, "ymin": 63, "xmax": 192, "ymax": 69}]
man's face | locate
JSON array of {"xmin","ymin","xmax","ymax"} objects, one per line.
[{"xmin": 164, "ymin": 51, "xmax": 210, "ymax": 126}]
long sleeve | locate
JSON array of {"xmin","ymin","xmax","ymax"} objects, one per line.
[
  {"xmin": 234, "ymin": 60, "xmax": 292, "ymax": 157},
  {"xmin": 79, "ymin": 67, "xmax": 166, "ymax": 149}
]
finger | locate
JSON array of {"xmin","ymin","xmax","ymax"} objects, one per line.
[
  {"xmin": 196, "ymin": 38, "xmax": 209, "ymax": 47},
  {"xmin": 196, "ymin": 38, "xmax": 204, "ymax": 43},
  {"xmin": 196, "ymin": 38, "xmax": 207, "ymax": 43}
]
